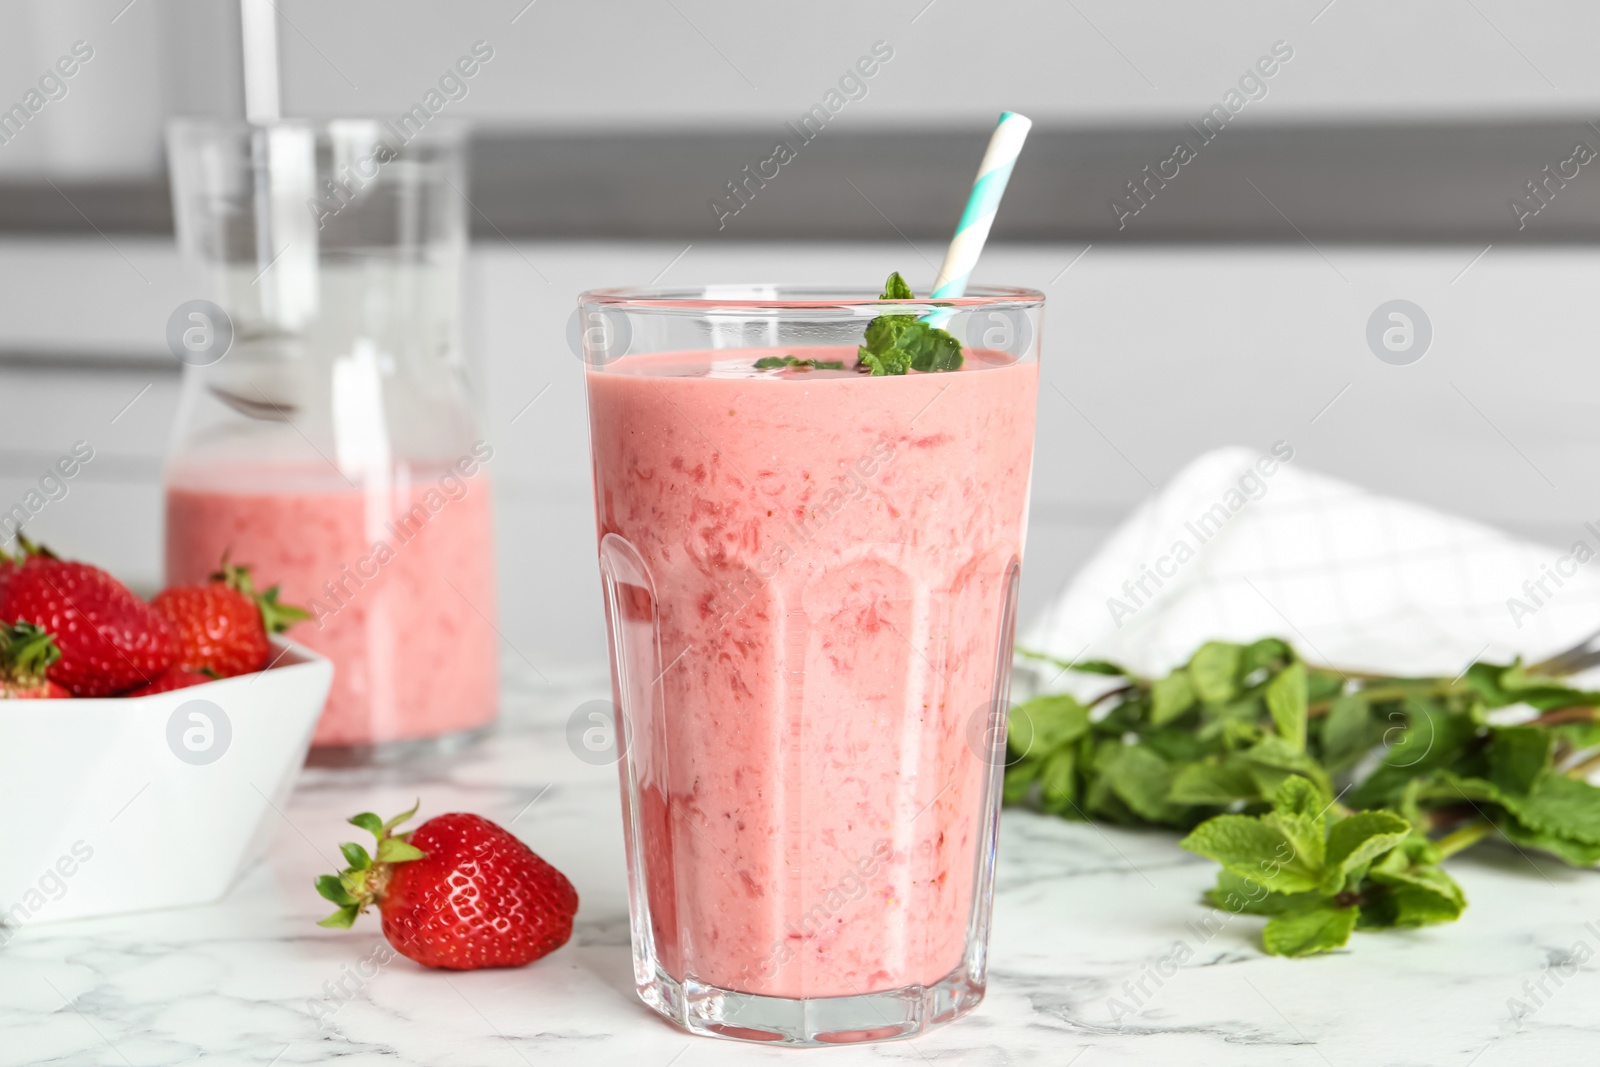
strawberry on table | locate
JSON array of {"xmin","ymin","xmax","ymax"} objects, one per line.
[
  {"xmin": 316, "ymin": 803, "xmax": 579, "ymax": 970},
  {"xmin": 0, "ymin": 621, "xmax": 70, "ymax": 699},
  {"xmin": 0, "ymin": 537, "xmax": 176, "ymax": 697},
  {"xmin": 153, "ymin": 558, "xmax": 310, "ymax": 678}
]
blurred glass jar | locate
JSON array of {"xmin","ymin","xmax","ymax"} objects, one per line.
[{"xmin": 163, "ymin": 119, "xmax": 498, "ymax": 763}]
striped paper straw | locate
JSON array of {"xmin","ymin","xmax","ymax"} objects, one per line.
[{"xmin": 930, "ymin": 111, "xmax": 1033, "ymax": 303}]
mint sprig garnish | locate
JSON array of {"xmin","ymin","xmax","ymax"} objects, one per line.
[
  {"xmin": 1008, "ymin": 638, "xmax": 1600, "ymax": 957},
  {"xmin": 753, "ymin": 355, "xmax": 845, "ymax": 371},
  {"xmin": 1183, "ymin": 778, "xmax": 1460, "ymax": 957},
  {"xmin": 856, "ymin": 272, "xmax": 963, "ymax": 376}
]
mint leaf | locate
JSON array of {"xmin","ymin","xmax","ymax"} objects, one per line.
[
  {"xmin": 1442, "ymin": 769, "xmax": 1600, "ymax": 854},
  {"xmin": 1169, "ymin": 759, "xmax": 1259, "ymax": 805},
  {"xmin": 1360, "ymin": 884, "xmax": 1464, "ymax": 929},
  {"xmin": 1492, "ymin": 663, "xmax": 1600, "ymax": 707},
  {"xmin": 1181, "ymin": 779, "xmax": 1331, "ymax": 893},
  {"xmin": 1502, "ymin": 774, "xmax": 1600, "ymax": 846},
  {"xmin": 1551, "ymin": 719, "xmax": 1600, "ymax": 752},
  {"xmin": 1084, "ymin": 738, "xmax": 1140, "ymax": 822},
  {"xmin": 1189, "ymin": 642, "xmax": 1243, "ymax": 704},
  {"xmin": 1266, "ymin": 661, "xmax": 1309, "ymax": 751},
  {"xmin": 1179, "ymin": 813, "xmax": 1323, "ymax": 893},
  {"xmin": 1241, "ymin": 734, "xmax": 1333, "ymax": 799},
  {"xmin": 1211, "ymin": 697, "xmax": 1269, "ymax": 736},
  {"xmin": 1458, "ymin": 661, "xmax": 1600, "ymax": 711},
  {"xmin": 1142, "ymin": 727, "xmax": 1211, "ymax": 764},
  {"xmin": 1270, "ymin": 774, "xmax": 1324, "ymax": 819},
  {"xmin": 1496, "ymin": 813, "xmax": 1600, "ymax": 865},
  {"xmin": 1266, "ymin": 776, "xmax": 1328, "ymax": 871},
  {"xmin": 907, "ymin": 326, "xmax": 964, "ymax": 372},
  {"xmin": 1207, "ymin": 869, "xmax": 1323, "ymax": 916},
  {"xmin": 856, "ymin": 272, "xmax": 964, "ymax": 375},
  {"xmin": 1015, "ymin": 649, "xmax": 1129, "ymax": 676},
  {"xmin": 857, "ymin": 341, "xmax": 913, "ymax": 376},
  {"xmin": 1347, "ymin": 698, "xmax": 1478, "ymax": 808},
  {"xmin": 1009, "ymin": 694, "xmax": 1090, "ymax": 757},
  {"xmin": 881, "ymin": 271, "xmax": 913, "ymax": 300},
  {"xmin": 1262, "ymin": 904, "xmax": 1358, "ymax": 957},
  {"xmin": 1107, "ymin": 745, "xmax": 1186, "ymax": 825},
  {"xmin": 754, "ymin": 355, "xmax": 845, "ymax": 371},
  {"xmin": 1071, "ymin": 660, "xmax": 1131, "ymax": 676},
  {"xmin": 1151, "ymin": 669, "xmax": 1197, "ymax": 725},
  {"xmin": 1363, "ymin": 839, "xmax": 1466, "ymax": 928},
  {"xmin": 1320, "ymin": 811, "xmax": 1410, "ymax": 895},
  {"xmin": 1306, "ymin": 668, "xmax": 1347, "ymax": 704},
  {"xmin": 1487, "ymin": 726, "xmax": 1553, "ymax": 795},
  {"xmin": 1368, "ymin": 863, "xmax": 1464, "ymax": 913},
  {"xmin": 1462, "ymin": 661, "xmax": 1517, "ymax": 707},
  {"xmin": 1038, "ymin": 747, "xmax": 1078, "ymax": 815},
  {"xmin": 1320, "ymin": 694, "xmax": 1372, "ymax": 771},
  {"xmin": 1243, "ymin": 638, "xmax": 1293, "ymax": 675}
]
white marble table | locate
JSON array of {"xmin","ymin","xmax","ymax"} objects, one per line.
[{"xmin": 5, "ymin": 669, "xmax": 1599, "ymax": 1066}]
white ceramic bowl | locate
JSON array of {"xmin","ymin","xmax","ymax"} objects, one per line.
[{"xmin": 0, "ymin": 638, "xmax": 332, "ymax": 929}]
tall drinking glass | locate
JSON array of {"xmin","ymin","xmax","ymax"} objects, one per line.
[{"xmin": 580, "ymin": 285, "xmax": 1042, "ymax": 1045}]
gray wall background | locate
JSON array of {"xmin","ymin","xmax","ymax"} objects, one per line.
[{"xmin": 1, "ymin": 0, "xmax": 1597, "ymax": 177}]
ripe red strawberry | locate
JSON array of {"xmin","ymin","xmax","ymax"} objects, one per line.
[
  {"xmin": 152, "ymin": 558, "xmax": 309, "ymax": 678},
  {"xmin": 0, "ymin": 538, "xmax": 175, "ymax": 696},
  {"xmin": 316, "ymin": 804, "xmax": 578, "ymax": 970},
  {"xmin": 124, "ymin": 667, "xmax": 213, "ymax": 697},
  {"xmin": 0, "ymin": 621, "xmax": 70, "ymax": 699}
]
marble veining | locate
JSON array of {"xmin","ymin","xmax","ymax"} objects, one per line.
[{"xmin": 4, "ymin": 666, "xmax": 1600, "ymax": 1065}]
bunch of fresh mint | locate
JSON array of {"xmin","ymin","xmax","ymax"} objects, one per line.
[{"xmin": 1006, "ymin": 638, "xmax": 1600, "ymax": 956}]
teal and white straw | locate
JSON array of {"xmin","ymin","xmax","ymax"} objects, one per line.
[{"xmin": 930, "ymin": 111, "xmax": 1033, "ymax": 303}]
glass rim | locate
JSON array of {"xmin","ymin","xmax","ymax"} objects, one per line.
[{"xmin": 579, "ymin": 284, "xmax": 1045, "ymax": 313}]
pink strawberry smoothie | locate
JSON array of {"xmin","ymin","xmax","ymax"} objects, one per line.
[
  {"xmin": 587, "ymin": 345, "xmax": 1037, "ymax": 1000},
  {"xmin": 164, "ymin": 461, "xmax": 498, "ymax": 748}
]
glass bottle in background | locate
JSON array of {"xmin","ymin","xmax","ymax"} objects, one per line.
[{"xmin": 163, "ymin": 119, "xmax": 497, "ymax": 763}]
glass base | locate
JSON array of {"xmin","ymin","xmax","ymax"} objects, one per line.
[
  {"xmin": 637, "ymin": 963, "xmax": 984, "ymax": 1046},
  {"xmin": 305, "ymin": 724, "xmax": 492, "ymax": 767}
]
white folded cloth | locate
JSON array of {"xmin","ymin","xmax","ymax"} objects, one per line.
[{"xmin": 1020, "ymin": 445, "xmax": 1600, "ymax": 687}]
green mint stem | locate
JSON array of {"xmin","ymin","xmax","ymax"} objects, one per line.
[{"xmin": 1434, "ymin": 821, "xmax": 1493, "ymax": 859}]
